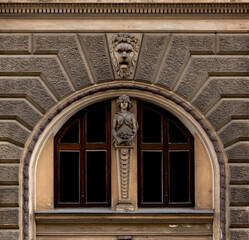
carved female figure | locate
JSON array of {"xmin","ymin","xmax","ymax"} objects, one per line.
[{"xmin": 112, "ymin": 94, "xmax": 138, "ymax": 146}]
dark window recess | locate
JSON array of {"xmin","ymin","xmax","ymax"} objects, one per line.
[
  {"xmin": 60, "ymin": 121, "xmax": 79, "ymax": 143},
  {"xmin": 142, "ymin": 151, "xmax": 162, "ymax": 202},
  {"xmin": 138, "ymin": 101, "xmax": 194, "ymax": 207},
  {"xmin": 169, "ymin": 120, "xmax": 188, "ymax": 143},
  {"xmin": 54, "ymin": 102, "xmax": 111, "ymax": 207},
  {"xmin": 86, "ymin": 151, "xmax": 107, "ymax": 203},
  {"xmin": 86, "ymin": 106, "xmax": 106, "ymax": 143},
  {"xmin": 59, "ymin": 151, "xmax": 80, "ymax": 203},
  {"xmin": 169, "ymin": 151, "xmax": 190, "ymax": 202},
  {"xmin": 142, "ymin": 107, "xmax": 162, "ymax": 143}
]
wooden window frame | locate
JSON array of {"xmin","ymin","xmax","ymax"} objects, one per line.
[
  {"xmin": 54, "ymin": 101, "xmax": 111, "ymax": 208},
  {"xmin": 138, "ymin": 101, "xmax": 194, "ymax": 207}
]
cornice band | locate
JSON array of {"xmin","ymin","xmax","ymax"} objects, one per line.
[{"xmin": 0, "ymin": 3, "xmax": 248, "ymax": 16}]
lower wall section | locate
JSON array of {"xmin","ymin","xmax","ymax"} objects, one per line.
[{"xmin": 35, "ymin": 210, "xmax": 213, "ymax": 240}]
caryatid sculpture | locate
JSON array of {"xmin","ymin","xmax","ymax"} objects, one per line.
[{"xmin": 112, "ymin": 94, "xmax": 138, "ymax": 211}]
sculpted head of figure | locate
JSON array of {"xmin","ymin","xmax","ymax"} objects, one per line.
[
  {"xmin": 116, "ymin": 94, "xmax": 132, "ymax": 111},
  {"xmin": 110, "ymin": 33, "xmax": 139, "ymax": 78}
]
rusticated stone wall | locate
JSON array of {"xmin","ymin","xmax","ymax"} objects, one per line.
[{"xmin": 0, "ymin": 33, "xmax": 248, "ymax": 240}]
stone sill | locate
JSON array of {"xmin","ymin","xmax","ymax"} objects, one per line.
[{"xmin": 35, "ymin": 208, "xmax": 214, "ymax": 224}]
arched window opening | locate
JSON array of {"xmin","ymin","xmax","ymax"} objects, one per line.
[
  {"xmin": 138, "ymin": 101, "xmax": 194, "ymax": 207},
  {"xmin": 54, "ymin": 101, "xmax": 111, "ymax": 207}
]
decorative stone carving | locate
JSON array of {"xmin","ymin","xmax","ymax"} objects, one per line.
[
  {"xmin": 109, "ymin": 33, "xmax": 140, "ymax": 79},
  {"xmin": 112, "ymin": 94, "xmax": 138, "ymax": 211}
]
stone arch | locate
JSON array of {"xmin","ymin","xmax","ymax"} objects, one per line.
[{"xmin": 20, "ymin": 82, "xmax": 226, "ymax": 240}]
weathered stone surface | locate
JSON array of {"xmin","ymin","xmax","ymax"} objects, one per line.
[
  {"xmin": 0, "ymin": 230, "xmax": 19, "ymax": 240},
  {"xmin": 0, "ymin": 208, "xmax": 18, "ymax": 228},
  {"xmin": 193, "ymin": 77, "xmax": 249, "ymax": 113},
  {"xmin": 0, "ymin": 164, "xmax": 19, "ymax": 184},
  {"xmin": 0, "ymin": 186, "xmax": 18, "ymax": 207},
  {"xmin": 0, "ymin": 34, "xmax": 31, "ymax": 53},
  {"xmin": 0, "ymin": 77, "xmax": 56, "ymax": 111},
  {"xmin": 0, "ymin": 121, "xmax": 30, "ymax": 146},
  {"xmin": 79, "ymin": 34, "xmax": 113, "ymax": 82},
  {"xmin": 230, "ymin": 208, "xmax": 249, "ymax": 227},
  {"xmin": 0, "ymin": 56, "xmax": 73, "ymax": 99},
  {"xmin": 226, "ymin": 142, "xmax": 249, "ymax": 162},
  {"xmin": 230, "ymin": 186, "xmax": 249, "ymax": 205},
  {"xmin": 218, "ymin": 34, "xmax": 249, "ymax": 53},
  {"xmin": 219, "ymin": 120, "xmax": 249, "ymax": 146},
  {"xmin": 0, "ymin": 143, "xmax": 22, "ymax": 161},
  {"xmin": 230, "ymin": 229, "xmax": 249, "ymax": 240},
  {"xmin": 0, "ymin": 99, "xmax": 42, "ymax": 129},
  {"xmin": 156, "ymin": 34, "xmax": 215, "ymax": 89},
  {"xmin": 34, "ymin": 34, "xmax": 91, "ymax": 89},
  {"xmin": 230, "ymin": 164, "xmax": 249, "ymax": 183},
  {"xmin": 207, "ymin": 99, "xmax": 249, "ymax": 130},
  {"xmin": 136, "ymin": 34, "xmax": 169, "ymax": 82},
  {"xmin": 176, "ymin": 56, "xmax": 249, "ymax": 99}
]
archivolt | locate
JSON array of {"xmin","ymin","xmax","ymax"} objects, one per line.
[{"xmin": 21, "ymin": 83, "xmax": 226, "ymax": 240}]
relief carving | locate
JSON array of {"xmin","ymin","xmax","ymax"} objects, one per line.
[
  {"xmin": 109, "ymin": 33, "xmax": 140, "ymax": 79},
  {"xmin": 112, "ymin": 94, "xmax": 138, "ymax": 211}
]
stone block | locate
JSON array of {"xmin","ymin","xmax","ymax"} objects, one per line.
[
  {"xmin": 219, "ymin": 120, "xmax": 249, "ymax": 147},
  {"xmin": 226, "ymin": 142, "xmax": 249, "ymax": 162},
  {"xmin": 0, "ymin": 99, "xmax": 42, "ymax": 129},
  {"xmin": 0, "ymin": 164, "xmax": 19, "ymax": 184},
  {"xmin": 0, "ymin": 230, "xmax": 19, "ymax": 240},
  {"xmin": 175, "ymin": 56, "xmax": 249, "ymax": 100},
  {"xmin": 0, "ymin": 208, "xmax": 18, "ymax": 228},
  {"xmin": 230, "ymin": 186, "xmax": 249, "ymax": 206},
  {"xmin": 0, "ymin": 77, "xmax": 56, "ymax": 111},
  {"xmin": 0, "ymin": 34, "xmax": 31, "ymax": 53},
  {"xmin": 0, "ymin": 143, "xmax": 22, "ymax": 162},
  {"xmin": 79, "ymin": 34, "xmax": 113, "ymax": 82},
  {"xmin": 207, "ymin": 99, "xmax": 249, "ymax": 130},
  {"xmin": 34, "ymin": 34, "xmax": 91, "ymax": 89},
  {"xmin": 230, "ymin": 208, "xmax": 249, "ymax": 227},
  {"xmin": 0, "ymin": 121, "xmax": 30, "ymax": 146},
  {"xmin": 193, "ymin": 77, "xmax": 249, "ymax": 113},
  {"xmin": 157, "ymin": 34, "xmax": 215, "ymax": 89},
  {"xmin": 135, "ymin": 34, "xmax": 169, "ymax": 82},
  {"xmin": 218, "ymin": 34, "xmax": 249, "ymax": 53},
  {"xmin": 0, "ymin": 56, "xmax": 73, "ymax": 99},
  {"xmin": 0, "ymin": 186, "xmax": 18, "ymax": 207},
  {"xmin": 230, "ymin": 164, "xmax": 249, "ymax": 183},
  {"xmin": 230, "ymin": 229, "xmax": 249, "ymax": 240}
]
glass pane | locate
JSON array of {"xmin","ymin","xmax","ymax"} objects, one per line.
[
  {"xmin": 169, "ymin": 120, "xmax": 188, "ymax": 143},
  {"xmin": 59, "ymin": 151, "xmax": 79, "ymax": 202},
  {"xmin": 60, "ymin": 121, "xmax": 79, "ymax": 143},
  {"xmin": 86, "ymin": 151, "xmax": 107, "ymax": 202},
  {"xmin": 142, "ymin": 107, "xmax": 162, "ymax": 143},
  {"xmin": 86, "ymin": 106, "xmax": 106, "ymax": 143},
  {"xmin": 169, "ymin": 151, "xmax": 189, "ymax": 202},
  {"xmin": 142, "ymin": 151, "xmax": 162, "ymax": 202}
]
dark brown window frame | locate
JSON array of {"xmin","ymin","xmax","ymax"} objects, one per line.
[
  {"xmin": 54, "ymin": 101, "xmax": 111, "ymax": 207},
  {"xmin": 138, "ymin": 101, "xmax": 194, "ymax": 207}
]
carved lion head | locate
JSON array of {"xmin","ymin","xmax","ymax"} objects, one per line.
[{"xmin": 109, "ymin": 33, "xmax": 139, "ymax": 78}]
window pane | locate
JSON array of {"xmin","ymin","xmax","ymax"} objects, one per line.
[
  {"xmin": 86, "ymin": 106, "xmax": 106, "ymax": 143},
  {"xmin": 169, "ymin": 120, "xmax": 188, "ymax": 143},
  {"xmin": 59, "ymin": 151, "xmax": 79, "ymax": 202},
  {"xmin": 169, "ymin": 151, "xmax": 189, "ymax": 202},
  {"xmin": 86, "ymin": 151, "xmax": 107, "ymax": 202},
  {"xmin": 60, "ymin": 121, "xmax": 79, "ymax": 143},
  {"xmin": 142, "ymin": 107, "xmax": 162, "ymax": 143},
  {"xmin": 142, "ymin": 151, "xmax": 162, "ymax": 202}
]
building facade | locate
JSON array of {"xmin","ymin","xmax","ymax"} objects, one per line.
[{"xmin": 0, "ymin": 1, "xmax": 248, "ymax": 240}]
